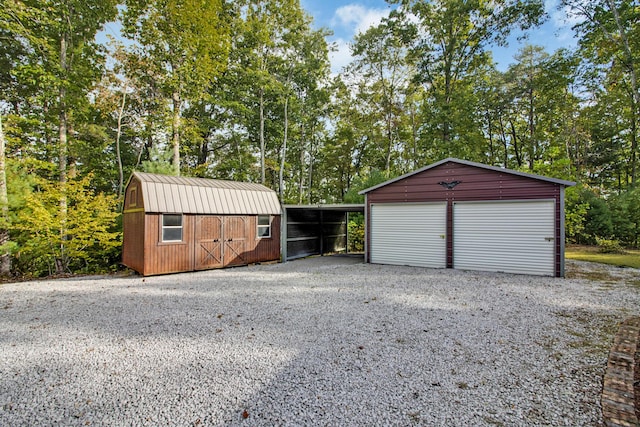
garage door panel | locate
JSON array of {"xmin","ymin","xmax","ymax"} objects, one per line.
[
  {"xmin": 370, "ymin": 203, "xmax": 446, "ymax": 268},
  {"xmin": 453, "ymin": 201, "xmax": 555, "ymax": 276}
]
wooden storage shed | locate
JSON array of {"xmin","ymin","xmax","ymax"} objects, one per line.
[
  {"xmin": 359, "ymin": 158, "xmax": 575, "ymax": 277},
  {"xmin": 122, "ymin": 172, "xmax": 281, "ymax": 276}
]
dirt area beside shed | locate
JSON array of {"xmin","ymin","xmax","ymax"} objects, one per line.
[{"xmin": 1, "ymin": 256, "xmax": 639, "ymax": 426}]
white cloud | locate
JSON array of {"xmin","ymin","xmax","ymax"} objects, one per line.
[
  {"xmin": 332, "ymin": 4, "xmax": 390, "ymax": 36},
  {"xmin": 541, "ymin": 0, "xmax": 581, "ymax": 49},
  {"xmin": 328, "ymin": 4, "xmax": 391, "ymax": 75},
  {"xmin": 329, "ymin": 38, "xmax": 353, "ymax": 76},
  {"xmin": 546, "ymin": 0, "xmax": 584, "ymax": 29}
]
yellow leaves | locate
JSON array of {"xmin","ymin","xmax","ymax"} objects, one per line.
[{"xmin": 15, "ymin": 174, "xmax": 121, "ymax": 275}]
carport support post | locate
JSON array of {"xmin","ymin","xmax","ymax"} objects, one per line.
[
  {"xmin": 319, "ymin": 209, "xmax": 324, "ymax": 256},
  {"xmin": 446, "ymin": 200, "xmax": 453, "ymax": 269},
  {"xmin": 560, "ymin": 187, "xmax": 566, "ymax": 277},
  {"xmin": 345, "ymin": 211, "xmax": 349, "ymax": 254},
  {"xmin": 281, "ymin": 204, "xmax": 287, "ymax": 261},
  {"xmin": 364, "ymin": 195, "xmax": 369, "ymax": 263}
]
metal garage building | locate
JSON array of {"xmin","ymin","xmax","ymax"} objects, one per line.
[{"xmin": 359, "ymin": 158, "xmax": 575, "ymax": 277}]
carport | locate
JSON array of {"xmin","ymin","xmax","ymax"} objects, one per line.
[{"xmin": 282, "ymin": 204, "xmax": 365, "ymax": 261}]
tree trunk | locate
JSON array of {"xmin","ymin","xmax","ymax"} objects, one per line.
[
  {"xmin": 298, "ymin": 125, "xmax": 306, "ymax": 204},
  {"xmin": 116, "ymin": 90, "xmax": 126, "ymax": 199},
  {"xmin": 498, "ymin": 114, "xmax": 508, "ymax": 168},
  {"xmin": 259, "ymin": 87, "xmax": 265, "ymax": 185},
  {"xmin": 410, "ymin": 100, "xmax": 418, "ymax": 169},
  {"xmin": 57, "ymin": 34, "xmax": 69, "ymax": 275},
  {"xmin": 136, "ymin": 118, "xmax": 154, "ymax": 168},
  {"xmin": 172, "ymin": 91, "xmax": 181, "ymax": 176},
  {"xmin": 630, "ymin": 96, "xmax": 637, "ymax": 187},
  {"xmin": 509, "ymin": 119, "xmax": 522, "ymax": 167},
  {"xmin": 486, "ymin": 111, "xmax": 494, "ymax": 162},
  {"xmin": 308, "ymin": 133, "xmax": 314, "ymax": 204},
  {"xmin": 0, "ymin": 115, "xmax": 10, "ymax": 275},
  {"xmin": 385, "ymin": 112, "xmax": 393, "ymax": 173},
  {"xmin": 279, "ymin": 96, "xmax": 288, "ymax": 200}
]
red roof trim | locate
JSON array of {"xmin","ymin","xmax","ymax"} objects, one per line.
[{"xmin": 359, "ymin": 158, "xmax": 576, "ymax": 195}]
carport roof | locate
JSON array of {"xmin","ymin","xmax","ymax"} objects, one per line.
[
  {"xmin": 283, "ymin": 204, "xmax": 364, "ymax": 212},
  {"xmin": 131, "ymin": 172, "xmax": 282, "ymax": 215},
  {"xmin": 359, "ymin": 157, "xmax": 576, "ymax": 195}
]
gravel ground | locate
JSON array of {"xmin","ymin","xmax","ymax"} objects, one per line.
[{"xmin": 1, "ymin": 256, "xmax": 639, "ymax": 426}]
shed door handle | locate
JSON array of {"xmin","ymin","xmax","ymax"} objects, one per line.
[{"xmin": 545, "ymin": 237, "xmax": 554, "ymax": 241}]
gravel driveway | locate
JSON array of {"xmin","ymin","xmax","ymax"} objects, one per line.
[{"xmin": 1, "ymin": 256, "xmax": 639, "ymax": 426}]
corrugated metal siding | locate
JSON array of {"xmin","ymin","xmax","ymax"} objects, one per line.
[
  {"xmin": 364, "ymin": 161, "xmax": 566, "ymax": 275},
  {"xmin": 134, "ymin": 172, "xmax": 281, "ymax": 215},
  {"xmin": 453, "ymin": 201, "xmax": 555, "ymax": 276},
  {"xmin": 360, "ymin": 157, "xmax": 574, "ymax": 194},
  {"xmin": 370, "ymin": 203, "xmax": 447, "ymax": 268},
  {"xmin": 366, "ymin": 162, "xmax": 561, "ymax": 204}
]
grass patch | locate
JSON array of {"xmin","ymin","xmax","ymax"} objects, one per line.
[{"xmin": 566, "ymin": 245, "xmax": 640, "ymax": 269}]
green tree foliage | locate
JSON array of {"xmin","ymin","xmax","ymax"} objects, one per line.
[
  {"xmin": 564, "ymin": 186, "xmax": 588, "ymax": 243},
  {"xmin": 609, "ymin": 187, "xmax": 640, "ymax": 247},
  {"xmin": 14, "ymin": 175, "xmax": 120, "ymax": 277},
  {"xmin": 388, "ymin": 0, "xmax": 545, "ymax": 158},
  {"xmin": 565, "ymin": 0, "xmax": 639, "ymax": 187},
  {"xmin": 122, "ymin": 0, "xmax": 232, "ymax": 176},
  {"xmin": 1, "ymin": 0, "xmax": 640, "ymax": 278}
]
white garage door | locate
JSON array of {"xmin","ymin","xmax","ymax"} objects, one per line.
[
  {"xmin": 370, "ymin": 203, "xmax": 446, "ymax": 268},
  {"xmin": 453, "ymin": 201, "xmax": 555, "ymax": 276}
]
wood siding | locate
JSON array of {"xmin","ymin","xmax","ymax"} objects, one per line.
[
  {"xmin": 124, "ymin": 176, "xmax": 143, "ymax": 210},
  {"xmin": 122, "ymin": 210, "xmax": 145, "ymax": 274},
  {"xmin": 123, "ymin": 213, "xmax": 281, "ymax": 276},
  {"xmin": 121, "ymin": 173, "xmax": 281, "ymax": 276},
  {"xmin": 144, "ymin": 213, "xmax": 195, "ymax": 275},
  {"xmin": 365, "ymin": 161, "xmax": 565, "ymax": 276}
]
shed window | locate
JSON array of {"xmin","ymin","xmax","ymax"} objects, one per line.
[
  {"xmin": 128, "ymin": 187, "xmax": 137, "ymax": 207},
  {"xmin": 257, "ymin": 215, "xmax": 271, "ymax": 238},
  {"xmin": 162, "ymin": 214, "xmax": 183, "ymax": 242}
]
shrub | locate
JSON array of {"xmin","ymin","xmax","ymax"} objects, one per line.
[
  {"xmin": 595, "ymin": 237, "xmax": 626, "ymax": 254},
  {"xmin": 347, "ymin": 220, "xmax": 364, "ymax": 252},
  {"xmin": 13, "ymin": 175, "xmax": 121, "ymax": 276}
]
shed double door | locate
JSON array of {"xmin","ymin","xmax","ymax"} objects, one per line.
[{"xmin": 195, "ymin": 215, "xmax": 248, "ymax": 270}]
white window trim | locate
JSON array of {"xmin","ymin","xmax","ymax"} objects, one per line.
[
  {"xmin": 257, "ymin": 215, "xmax": 271, "ymax": 239},
  {"xmin": 161, "ymin": 213, "xmax": 183, "ymax": 242}
]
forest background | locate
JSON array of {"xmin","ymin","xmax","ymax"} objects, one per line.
[{"xmin": 0, "ymin": 0, "xmax": 638, "ymax": 278}]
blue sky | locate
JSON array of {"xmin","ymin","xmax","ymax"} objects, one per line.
[{"xmin": 300, "ymin": 0, "xmax": 580, "ymax": 74}]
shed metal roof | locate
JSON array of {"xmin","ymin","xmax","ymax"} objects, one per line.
[
  {"xmin": 132, "ymin": 172, "xmax": 282, "ymax": 215},
  {"xmin": 359, "ymin": 158, "xmax": 576, "ymax": 195}
]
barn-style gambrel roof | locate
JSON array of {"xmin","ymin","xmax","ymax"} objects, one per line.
[{"xmin": 130, "ymin": 172, "xmax": 281, "ymax": 215}]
